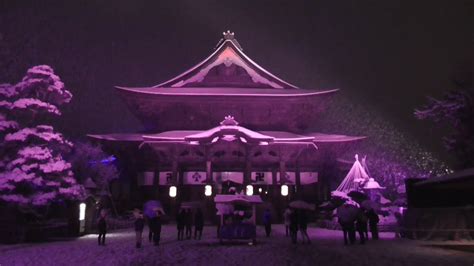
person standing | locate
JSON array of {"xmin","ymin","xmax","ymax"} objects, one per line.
[
  {"xmin": 149, "ymin": 209, "xmax": 162, "ymax": 246},
  {"xmin": 194, "ymin": 209, "xmax": 204, "ymax": 240},
  {"xmin": 355, "ymin": 209, "xmax": 367, "ymax": 244},
  {"xmin": 283, "ymin": 207, "xmax": 291, "ymax": 237},
  {"xmin": 177, "ymin": 209, "xmax": 185, "ymax": 240},
  {"xmin": 367, "ymin": 209, "xmax": 380, "ymax": 240},
  {"xmin": 289, "ymin": 208, "xmax": 298, "ymax": 244},
  {"xmin": 97, "ymin": 210, "xmax": 107, "ymax": 246},
  {"xmin": 263, "ymin": 209, "xmax": 272, "ymax": 237},
  {"xmin": 134, "ymin": 210, "xmax": 145, "ymax": 248},
  {"xmin": 298, "ymin": 210, "xmax": 311, "ymax": 244},
  {"xmin": 185, "ymin": 209, "xmax": 193, "ymax": 240}
]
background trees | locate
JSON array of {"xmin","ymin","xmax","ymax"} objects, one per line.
[{"xmin": 415, "ymin": 82, "xmax": 474, "ymax": 169}]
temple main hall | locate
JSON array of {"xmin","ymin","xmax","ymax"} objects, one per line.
[{"xmin": 89, "ymin": 31, "xmax": 364, "ymax": 218}]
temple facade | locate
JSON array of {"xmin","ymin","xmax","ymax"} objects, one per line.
[{"xmin": 89, "ymin": 31, "xmax": 364, "ymax": 218}]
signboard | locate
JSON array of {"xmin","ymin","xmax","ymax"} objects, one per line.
[
  {"xmin": 213, "ymin": 172, "xmax": 244, "ymax": 184},
  {"xmin": 300, "ymin": 172, "xmax": 318, "ymax": 184},
  {"xmin": 251, "ymin": 172, "xmax": 273, "ymax": 184},
  {"xmin": 276, "ymin": 172, "xmax": 296, "ymax": 184},
  {"xmin": 159, "ymin": 171, "xmax": 173, "ymax": 185},
  {"xmin": 137, "ymin": 171, "xmax": 155, "ymax": 186},
  {"xmin": 183, "ymin": 171, "xmax": 207, "ymax": 185}
]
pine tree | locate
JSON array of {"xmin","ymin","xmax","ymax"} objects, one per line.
[{"xmin": 0, "ymin": 65, "xmax": 84, "ymax": 212}]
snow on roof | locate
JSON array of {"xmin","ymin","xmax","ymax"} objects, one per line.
[
  {"xmin": 153, "ymin": 34, "xmax": 299, "ymax": 89},
  {"xmin": 307, "ymin": 133, "xmax": 366, "ymax": 143},
  {"xmin": 87, "ymin": 133, "xmax": 144, "ymax": 142},
  {"xmin": 115, "ymin": 86, "xmax": 338, "ymax": 97}
]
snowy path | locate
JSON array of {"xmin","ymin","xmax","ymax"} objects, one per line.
[{"xmin": 1, "ymin": 224, "xmax": 473, "ymax": 266}]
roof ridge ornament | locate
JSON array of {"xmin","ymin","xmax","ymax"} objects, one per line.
[
  {"xmin": 220, "ymin": 115, "xmax": 239, "ymax": 126},
  {"xmin": 214, "ymin": 30, "xmax": 243, "ymax": 51}
]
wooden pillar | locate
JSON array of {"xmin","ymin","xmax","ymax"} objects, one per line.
[
  {"xmin": 279, "ymin": 160, "xmax": 286, "ymax": 185},
  {"xmin": 206, "ymin": 160, "xmax": 212, "ymax": 183},
  {"xmin": 244, "ymin": 146, "xmax": 253, "ymax": 185}
]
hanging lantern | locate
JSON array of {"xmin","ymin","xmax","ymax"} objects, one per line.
[
  {"xmin": 204, "ymin": 185, "xmax": 212, "ymax": 196},
  {"xmin": 281, "ymin": 185, "xmax": 289, "ymax": 196},
  {"xmin": 169, "ymin": 186, "xmax": 177, "ymax": 198},
  {"xmin": 246, "ymin": 185, "xmax": 253, "ymax": 196}
]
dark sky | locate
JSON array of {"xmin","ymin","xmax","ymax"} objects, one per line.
[{"xmin": 1, "ymin": 0, "xmax": 472, "ymax": 159}]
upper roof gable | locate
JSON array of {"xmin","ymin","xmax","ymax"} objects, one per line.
[{"xmin": 154, "ymin": 31, "xmax": 299, "ymax": 89}]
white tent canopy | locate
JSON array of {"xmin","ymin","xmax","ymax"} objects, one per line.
[{"xmin": 335, "ymin": 154, "xmax": 370, "ymax": 193}]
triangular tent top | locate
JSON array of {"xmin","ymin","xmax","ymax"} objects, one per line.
[
  {"xmin": 154, "ymin": 30, "xmax": 299, "ymax": 89},
  {"xmin": 335, "ymin": 154, "xmax": 370, "ymax": 193}
]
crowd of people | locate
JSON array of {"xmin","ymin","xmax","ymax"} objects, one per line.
[
  {"xmin": 95, "ymin": 206, "xmax": 380, "ymax": 247},
  {"xmin": 338, "ymin": 206, "xmax": 380, "ymax": 245}
]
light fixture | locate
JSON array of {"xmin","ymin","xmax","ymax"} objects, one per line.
[
  {"xmin": 246, "ymin": 185, "xmax": 253, "ymax": 196},
  {"xmin": 258, "ymin": 188, "xmax": 262, "ymax": 193},
  {"xmin": 205, "ymin": 185, "xmax": 212, "ymax": 196},
  {"xmin": 169, "ymin": 186, "xmax": 177, "ymax": 198},
  {"xmin": 281, "ymin": 185, "xmax": 289, "ymax": 196},
  {"xmin": 79, "ymin": 203, "xmax": 86, "ymax": 221}
]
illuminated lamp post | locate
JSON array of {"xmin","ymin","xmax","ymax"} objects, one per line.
[
  {"xmin": 79, "ymin": 203, "xmax": 86, "ymax": 234},
  {"xmin": 363, "ymin": 178, "xmax": 385, "ymax": 201}
]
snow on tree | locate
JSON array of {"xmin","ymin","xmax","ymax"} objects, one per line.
[
  {"xmin": 415, "ymin": 85, "xmax": 474, "ymax": 169},
  {"xmin": 0, "ymin": 65, "xmax": 84, "ymax": 211}
]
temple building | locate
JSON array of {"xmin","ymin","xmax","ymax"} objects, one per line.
[{"xmin": 89, "ymin": 31, "xmax": 364, "ymax": 216}]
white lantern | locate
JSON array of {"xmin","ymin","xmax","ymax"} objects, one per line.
[
  {"xmin": 281, "ymin": 185, "xmax": 289, "ymax": 196},
  {"xmin": 79, "ymin": 203, "xmax": 86, "ymax": 221},
  {"xmin": 246, "ymin": 185, "xmax": 253, "ymax": 196},
  {"xmin": 169, "ymin": 186, "xmax": 177, "ymax": 198},
  {"xmin": 204, "ymin": 185, "xmax": 212, "ymax": 196}
]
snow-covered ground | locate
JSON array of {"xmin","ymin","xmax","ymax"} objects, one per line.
[{"xmin": 1, "ymin": 224, "xmax": 472, "ymax": 266}]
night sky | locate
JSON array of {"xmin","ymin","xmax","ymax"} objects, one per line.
[{"xmin": 1, "ymin": 0, "xmax": 472, "ymax": 160}]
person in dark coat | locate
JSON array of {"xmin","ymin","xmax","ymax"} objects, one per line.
[
  {"xmin": 149, "ymin": 209, "xmax": 162, "ymax": 246},
  {"xmin": 355, "ymin": 209, "xmax": 368, "ymax": 244},
  {"xmin": 298, "ymin": 210, "xmax": 311, "ymax": 244},
  {"xmin": 367, "ymin": 209, "xmax": 380, "ymax": 240},
  {"xmin": 289, "ymin": 208, "xmax": 298, "ymax": 244},
  {"xmin": 97, "ymin": 210, "xmax": 107, "ymax": 246},
  {"xmin": 147, "ymin": 216, "xmax": 154, "ymax": 243},
  {"xmin": 134, "ymin": 210, "xmax": 145, "ymax": 248},
  {"xmin": 177, "ymin": 209, "xmax": 186, "ymax": 240},
  {"xmin": 194, "ymin": 209, "xmax": 204, "ymax": 240},
  {"xmin": 263, "ymin": 209, "xmax": 272, "ymax": 237},
  {"xmin": 185, "ymin": 209, "xmax": 193, "ymax": 239}
]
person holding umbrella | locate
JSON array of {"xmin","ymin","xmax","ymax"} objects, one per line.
[
  {"xmin": 289, "ymin": 208, "xmax": 298, "ymax": 244},
  {"xmin": 177, "ymin": 208, "xmax": 186, "ymax": 240},
  {"xmin": 194, "ymin": 209, "xmax": 204, "ymax": 240},
  {"xmin": 298, "ymin": 210, "xmax": 311, "ymax": 244},
  {"xmin": 134, "ymin": 209, "xmax": 145, "ymax": 248},
  {"xmin": 149, "ymin": 208, "xmax": 163, "ymax": 246}
]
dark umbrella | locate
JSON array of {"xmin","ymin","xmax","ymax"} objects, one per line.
[
  {"xmin": 347, "ymin": 190, "xmax": 368, "ymax": 203},
  {"xmin": 289, "ymin": 200, "xmax": 315, "ymax": 211},
  {"xmin": 336, "ymin": 203, "xmax": 360, "ymax": 224},
  {"xmin": 143, "ymin": 200, "xmax": 165, "ymax": 218}
]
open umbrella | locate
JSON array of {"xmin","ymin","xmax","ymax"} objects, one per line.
[
  {"xmin": 289, "ymin": 200, "xmax": 315, "ymax": 211},
  {"xmin": 336, "ymin": 203, "xmax": 360, "ymax": 224},
  {"xmin": 347, "ymin": 190, "xmax": 368, "ymax": 203},
  {"xmin": 143, "ymin": 200, "xmax": 165, "ymax": 218}
]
